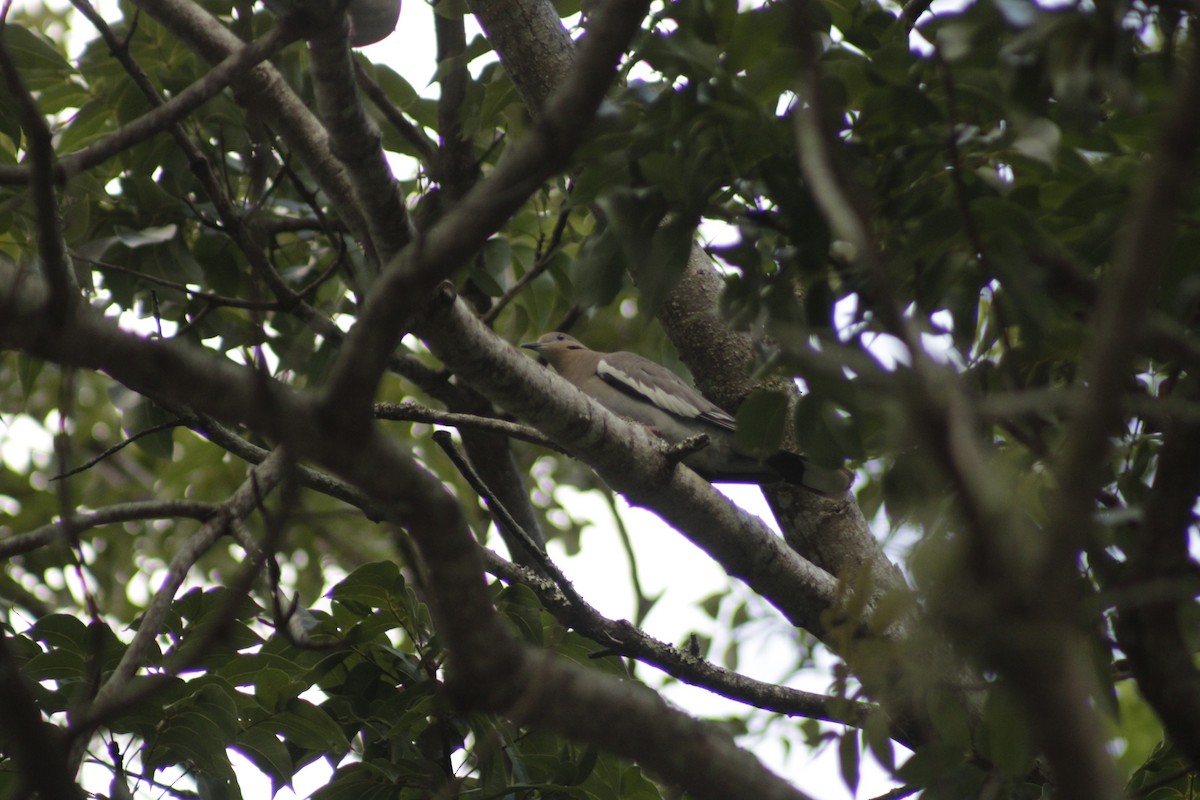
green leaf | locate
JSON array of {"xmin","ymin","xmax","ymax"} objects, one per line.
[
  {"xmin": 572, "ymin": 228, "xmax": 625, "ymax": 307},
  {"xmin": 144, "ymin": 682, "xmax": 242, "ymax": 779},
  {"xmin": 863, "ymin": 711, "xmax": 895, "ymax": 773},
  {"xmin": 639, "ymin": 214, "xmax": 697, "ymax": 315},
  {"xmin": 29, "ymin": 613, "xmax": 90, "ymax": 655},
  {"xmin": 497, "ymin": 583, "xmax": 544, "ymax": 646},
  {"xmin": 839, "ymin": 729, "xmax": 860, "ymax": 794},
  {"xmin": 119, "ymin": 397, "xmax": 177, "ymax": 459},
  {"xmin": 926, "ymin": 685, "xmax": 973, "ymax": 749},
  {"xmin": 311, "ymin": 762, "xmax": 400, "ymax": 800},
  {"xmin": 981, "ymin": 684, "xmax": 1034, "ymax": 776},
  {"xmin": 272, "ymin": 698, "xmax": 351, "ymax": 756},
  {"xmin": 0, "ymin": 26, "xmax": 74, "ymax": 82},
  {"xmin": 734, "ymin": 389, "xmax": 789, "ymax": 454},
  {"xmin": 235, "ymin": 724, "xmax": 296, "ymax": 793}
]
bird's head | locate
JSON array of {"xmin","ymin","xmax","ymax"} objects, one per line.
[{"xmin": 520, "ymin": 332, "xmax": 588, "ymax": 369}]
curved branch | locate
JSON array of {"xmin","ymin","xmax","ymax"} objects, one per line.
[
  {"xmin": 0, "ymin": 500, "xmax": 217, "ymax": 559},
  {"xmin": 308, "ymin": 15, "xmax": 411, "ymax": 260},
  {"xmin": 0, "ymin": 24, "xmax": 75, "ymax": 315},
  {"xmin": 375, "ymin": 400, "xmax": 561, "ymax": 451},
  {"xmin": 482, "ymin": 550, "xmax": 908, "ymax": 744}
]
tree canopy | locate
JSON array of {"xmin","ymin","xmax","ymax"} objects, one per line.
[{"xmin": 1, "ymin": 0, "xmax": 1198, "ymax": 797}]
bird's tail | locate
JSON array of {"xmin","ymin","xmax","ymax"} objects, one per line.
[{"xmin": 766, "ymin": 451, "xmax": 853, "ymax": 495}]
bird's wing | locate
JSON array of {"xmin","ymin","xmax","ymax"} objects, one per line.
[{"xmin": 595, "ymin": 353, "xmax": 736, "ymax": 431}]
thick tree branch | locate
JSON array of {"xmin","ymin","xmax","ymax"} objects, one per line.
[
  {"xmin": 434, "ymin": 7, "xmax": 477, "ymax": 201},
  {"xmin": 307, "ymin": 14, "xmax": 411, "ymax": 260},
  {"xmin": 465, "ymin": 0, "xmax": 576, "ymax": 114}
]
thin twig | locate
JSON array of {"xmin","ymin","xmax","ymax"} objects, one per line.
[
  {"xmin": 482, "ymin": 201, "xmax": 574, "ymax": 325},
  {"xmin": 354, "ymin": 59, "xmax": 438, "ymax": 165},
  {"xmin": 432, "ymin": 430, "xmax": 589, "ymax": 606},
  {"xmin": 482, "ymin": 550, "xmax": 899, "ymax": 740},
  {"xmin": 603, "ymin": 490, "xmax": 658, "ymax": 628},
  {"xmin": 868, "ymin": 786, "xmax": 921, "ymax": 800},
  {"xmin": 51, "ymin": 419, "xmax": 182, "ymax": 481},
  {"xmin": 77, "ymin": 255, "xmax": 283, "ymax": 310},
  {"xmin": 375, "ymin": 400, "xmax": 563, "ymax": 451}
]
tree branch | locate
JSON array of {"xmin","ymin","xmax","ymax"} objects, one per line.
[
  {"xmin": 482, "ymin": 550, "xmax": 910, "ymax": 744},
  {"xmin": 465, "ymin": 0, "xmax": 575, "ymax": 114},
  {"xmin": 307, "ymin": 13, "xmax": 411, "ymax": 260},
  {"xmin": 354, "ymin": 60, "xmax": 438, "ymax": 165},
  {"xmin": 434, "ymin": 6, "xmax": 477, "ymax": 201},
  {"xmin": 0, "ymin": 499, "xmax": 217, "ymax": 559}
]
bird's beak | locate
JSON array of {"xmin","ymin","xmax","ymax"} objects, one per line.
[{"xmin": 520, "ymin": 341, "xmax": 542, "ymax": 351}]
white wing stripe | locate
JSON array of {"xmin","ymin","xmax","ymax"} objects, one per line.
[{"xmin": 597, "ymin": 359, "xmax": 701, "ymax": 419}]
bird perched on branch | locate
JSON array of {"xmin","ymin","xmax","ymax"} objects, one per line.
[{"xmin": 521, "ymin": 332, "xmax": 851, "ymax": 494}]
